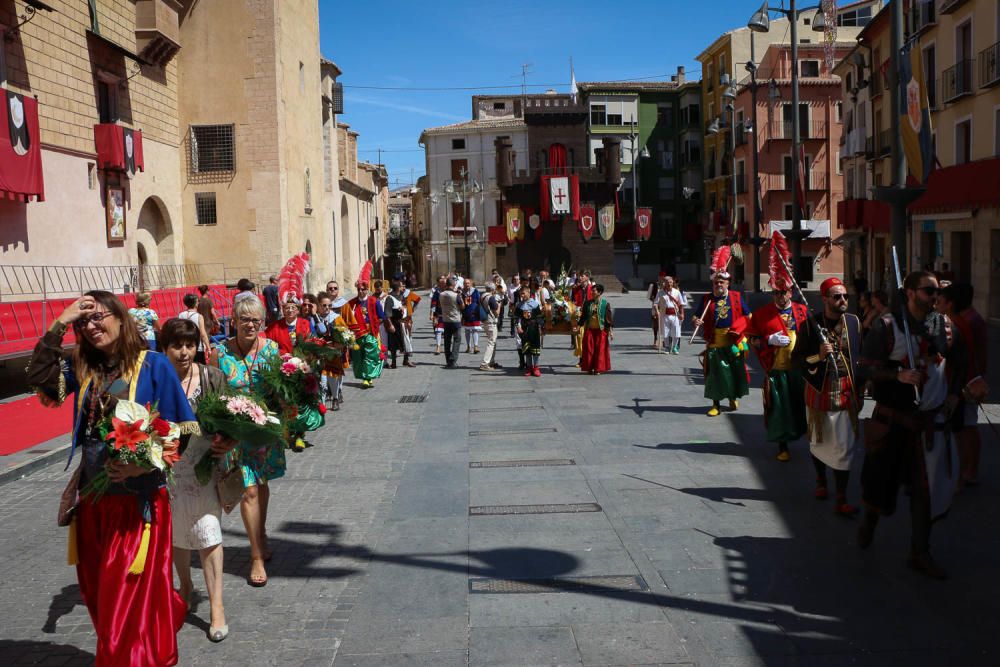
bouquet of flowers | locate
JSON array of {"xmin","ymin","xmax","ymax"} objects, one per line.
[
  {"xmin": 549, "ymin": 295, "xmax": 573, "ymax": 325},
  {"xmin": 193, "ymin": 391, "xmax": 282, "ymax": 484},
  {"xmin": 255, "ymin": 353, "xmax": 325, "ymax": 434},
  {"xmin": 327, "ymin": 326, "xmax": 358, "ymax": 350},
  {"xmin": 81, "ymin": 400, "xmax": 181, "ymax": 500},
  {"xmin": 295, "ymin": 337, "xmax": 342, "ymax": 368}
]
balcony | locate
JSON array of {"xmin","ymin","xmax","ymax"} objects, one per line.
[
  {"xmin": 980, "ymin": 42, "xmax": 1000, "ymax": 88},
  {"xmin": 135, "ymin": 0, "xmax": 181, "ymax": 67},
  {"xmin": 942, "ymin": 59, "xmax": 974, "ymax": 103},
  {"xmin": 908, "ymin": 0, "xmax": 936, "ymax": 36},
  {"xmin": 939, "ymin": 0, "xmax": 971, "ymax": 14},
  {"xmin": 735, "ymin": 128, "xmax": 748, "ymax": 146},
  {"xmin": 766, "ymin": 120, "xmax": 828, "ymax": 141},
  {"xmin": 877, "ymin": 129, "xmax": 891, "ymax": 157},
  {"xmin": 763, "ymin": 172, "xmax": 827, "ymax": 192}
]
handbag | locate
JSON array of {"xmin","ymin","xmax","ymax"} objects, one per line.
[
  {"xmin": 57, "ymin": 465, "xmax": 82, "ymax": 527},
  {"xmin": 216, "ymin": 466, "xmax": 245, "ymax": 514}
]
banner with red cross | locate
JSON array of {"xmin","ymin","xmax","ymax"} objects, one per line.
[{"xmin": 539, "ymin": 174, "xmax": 580, "ymax": 222}]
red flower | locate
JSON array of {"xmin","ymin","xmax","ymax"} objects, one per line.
[
  {"xmin": 151, "ymin": 418, "xmax": 171, "ymax": 437},
  {"xmin": 318, "ymin": 403, "xmax": 327, "ymax": 415},
  {"xmin": 106, "ymin": 417, "xmax": 149, "ymax": 452},
  {"xmin": 161, "ymin": 439, "xmax": 181, "ymax": 467}
]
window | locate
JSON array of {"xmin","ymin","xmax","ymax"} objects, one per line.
[
  {"xmin": 451, "ymin": 138, "xmax": 465, "ymax": 150},
  {"xmin": 836, "ymin": 151, "xmax": 842, "ymax": 175},
  {"xmin": 590, "ymin": 104, "xmax": 606, "ymax": 125},
  {"xmin": 97, "ymin": 75, "xmax": 119, "ymax": 124},
  {"xmin": 835, "ymin": 102, "xmax": 843, "ymax": 123},
  {"xmin": 657, "ymin": 104, "xmax": 674, "ymax": 128},
  {"xmin": 190, "ymin": 124, "xmax": 235, "ymax": 173},
  {"xmin": 707, "ymin": 63, "xmax": 714, "ymax": 90},
  {"xmin": 607, "ymin": 110, "xmax": 623, "ymax": 125},
  {"xmin": 800, "ymin": 60, "xmax": 820, "ymax": 78},
  {"xmin": 195, "ymin": 193, "xmax": 218, "ymax": 225},
  {"xmin": 493, "ymin": 101, "xmax": 506, "ymax": 110},
  {"xmin": 658, "ymin": 176, "xmax": 675, "ymax": 199},
  {"xmin": 304, "ymin": 167, "xmax": 312, "ymax": 213},
  {"xmin": 837, "ymin": 5, "xmax": 872, "ymax": 27},
  {"xmin": 923, "ymin": 46, "xmax": 936, "ymax": 108},
  {"xmin": 955, "ymin": 118, "xmax": 972, "ymax": 164},
  {"xmin": 783, "ymin": 203, "xmax": 794, "ymax": 219}
]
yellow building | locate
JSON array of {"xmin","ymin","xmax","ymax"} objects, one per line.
[
  {"xmin": 695, "ymin": 2, "xmax": 881, "ymax": 279},
  {"xmin": 907, "ymin": 0, "xmax": 1000, "ymax": 317}
]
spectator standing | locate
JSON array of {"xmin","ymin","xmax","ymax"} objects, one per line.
[
  {"xmin": 479, "ymin": 283, "xmax": 502, "ymax": 371},
  {"xmin": 261, "ymin": 275, "xmax": 280, "ymax": 324},
  {"xmin": 128, "ymin": 292, "xmax": 160, "ymax": 351},
  {"xmin": 178, "ymin": 293, "xmax": 212, "ymax": 364},
  {"xmin": 439, "ymin": 277, "xmax": 463, "ymax": 368}
]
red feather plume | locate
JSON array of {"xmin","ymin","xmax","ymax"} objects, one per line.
[
  {"xmin": 356, "ymin": 260, "xmax": 373, "ymax": 287},
  {"xmin": 710, "ymin": 245, "xmax": 731, "ymax": 276},
  {"xmin": 277, "ymin": 252, "xmax": 310, "ymax": 305},
  {"xmin": 768, "ymin": 231, "xmax": 794, "ymax": 290}
]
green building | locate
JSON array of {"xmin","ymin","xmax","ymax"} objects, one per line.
[{"xmin": 580, "ymin": 71, "xmax": 704, "ymax": 286}]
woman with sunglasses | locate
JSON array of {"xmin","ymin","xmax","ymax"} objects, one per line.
[
  {"xmin": 215, "ymin": 296, "xmax": 284, "ymax": 587},
  {"xmin": 27, "ymin": 291, "xmax": 197, "ymax": 666}
]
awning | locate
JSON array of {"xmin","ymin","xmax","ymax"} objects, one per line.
[
  {"xmin": 447, "ymin": 226, "xmax": 477, "ymax": 238},
  {"xmin": 909, "ymin": 157, "xmax": 1000, "ymax": 215},
  {"xmin": 94, "ymin": 124, "xmax": 144, "ymax": 177},
  {"xmin": 768, "ymin": 219, "xmax": 831, "ymax": 238},
  {"xmin": 486, "ymin": 225, "xmax": 508, "ymax": 245},
  {"xmin": 831, "ymin": 229, "xmax": 865, "ymax": 245},
  {"xmin": 0, "ymin": 92, "xmax": 44, "ymax": 202}
]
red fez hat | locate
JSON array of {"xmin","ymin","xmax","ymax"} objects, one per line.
[{"xmin": 820, "ymin": 277, "xmax": 844, "ymax": 296}]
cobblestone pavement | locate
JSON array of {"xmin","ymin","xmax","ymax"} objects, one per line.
[{"xmin": 1, "ymin": 293, "xmax": 999, "ymax": 666}]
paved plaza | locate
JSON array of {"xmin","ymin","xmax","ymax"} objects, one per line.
[{"xmin": 1, "ymin": 293, "xmax": 999, "ymax": 666}]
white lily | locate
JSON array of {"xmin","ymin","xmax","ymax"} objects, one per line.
[
  {"xmin": 115, "ymin": 400, "xmax": 150, "ymax": 429},
  {"xmin": 148, "ymin": 440, "xmax": 165, "ymax": 471}
]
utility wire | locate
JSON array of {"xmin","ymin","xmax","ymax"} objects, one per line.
[{"xmin": 342, "ymin": 71, "xmax": 703, "ymax": 92}]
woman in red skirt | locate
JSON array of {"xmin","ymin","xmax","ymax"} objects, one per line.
[
  {"xmin": 578, "ymin": 283, "xmax": 614, "ymax": 374},
  {"xmin": 28, "ymin": 291, "xmax": 196, "ymax": 666}
]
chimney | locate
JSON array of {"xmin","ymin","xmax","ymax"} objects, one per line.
[{"xmin": 677, "ymin": 66, "xmax": 685, "ymax": 84}]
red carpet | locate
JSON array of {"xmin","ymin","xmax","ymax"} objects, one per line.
[{"xmin": 0, "ymin": 395, "xmax": 73, "ymax": 455}]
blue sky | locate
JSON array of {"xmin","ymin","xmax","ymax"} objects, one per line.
[{"xmin": 318, "ymin": 1, "xmax": 780, "ymax": 189}]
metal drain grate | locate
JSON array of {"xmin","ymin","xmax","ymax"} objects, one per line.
[
  {"xmin": 398, "ymin": 394, "xmax": 427, "ymax": 404},
  {"xmin": 469, "ymin": 575, "xmax": 648, "ymax": 594},
  {"xmin": 469, "ymin": 459, "xmax": 575, "ymax": 468},
  {"xmin": 468, "ymin": 405, "xmax": 544, "ymax": 413},
  {"xmin": 468, "ymin": 427, "xmax": 556, "ymax": 437},
  {"xmin": 469, "ymin": 502, "xmax": 601, "ymax": 516}
]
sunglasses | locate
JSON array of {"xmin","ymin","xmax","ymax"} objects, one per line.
[
  {"xmin": 828, "ymin": 293, "xmax": 848, "ymax": 301},
  {"xmin": 918, "ymin": 286, "xmax": 939, "ymax": 296},
  {"xmin": 74, "ymin": 312, "xmax": 113, "ymax": 328},
  {"xmin": 239, "ymin": 317, "xmax": 263, "ymax": 327}
]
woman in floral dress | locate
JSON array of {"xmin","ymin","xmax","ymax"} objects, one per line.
[{"xmin": 214, "ymin": 297, "xmax": 283, "ymax": 587}]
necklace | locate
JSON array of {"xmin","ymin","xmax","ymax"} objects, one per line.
[
  {"xmin": 233, "ymin": 336, "xmax": 260, "ymax": 389},
  {"xmin": 182, "ymin": 363, "xmax": 197, "ymax": 398}
]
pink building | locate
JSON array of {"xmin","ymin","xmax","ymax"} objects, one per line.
[{"xmin": 729, "ymin": 42, "xmax": 852, "ymax": 289}]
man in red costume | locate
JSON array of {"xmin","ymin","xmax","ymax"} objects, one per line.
[
  {"xmin": 570, "ymin": 270, "xmax": 593, "ymax": 363},
  {"xmin": 347, "ymin": 262, "xmax": 385, "ymax": 388},
  {"xmin": 265, "ymin": 298, "xmax": 312, "ymax": 355},
  {"xmin": 692, "ymin": 262, "xmax": 749, "ymax": 416},
  {"xmin": 747, "ymin": 276, "xmax": 809, "ymax": 461}
]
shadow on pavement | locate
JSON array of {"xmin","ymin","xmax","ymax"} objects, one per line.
[
  {"xmin": 0, "ymin": 639, "xmax": 94, "ymax": 666},
  {"xmin": 42, "ymin": 584, "xmax": 83, "ymax": 634}
]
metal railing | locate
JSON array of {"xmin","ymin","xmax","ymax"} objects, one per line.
[
  {"xmin": 942, "ymin": 59, "xmax": 974, "ymax": 102},
  {"xmin": 1, "ymin": 263, "xmax": 227, "ymax": 301},
  {"xmin": 877, "ymin": 129, "xmax": 892, "ymax": 157},
  {"xmin": 980, "ymin": 42, "xmax": 1000, "ymax": 88},
  {"xmin": 766, "ymin": 120, "xmax": 828, "ymax": 140}
]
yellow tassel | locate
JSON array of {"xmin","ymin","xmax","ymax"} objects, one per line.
[
  {"xmin": 127, "ymin": 522, "xmax": 151, "ymax": 575},
  {"xmin": 67, "ymin": 517, "xmax": 79, "ymax": 566}
]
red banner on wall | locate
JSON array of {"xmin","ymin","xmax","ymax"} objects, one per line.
[
  {"xmin": 579, "ymin": 204, "xmax": 596, "ymax": 241},
  {"xmin": 94, "ymin": 124, "xmax": 145, "ymax": 177},
  {"xmin": 0, "ymin": 92, "xmax": 44, "ymax": 201},
  {"xmin": 635, "ymin": 207, "xmax": 652, "ymax": 240}
]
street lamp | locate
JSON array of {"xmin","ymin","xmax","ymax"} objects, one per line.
[
  {"xmin": 627, "ymin": 120, "xmax": 650, "ymax": 280},
  {"xmin": 442, "ymin": 167, "xmax": 482, "ymax": 279},
  {"xmin": 748, "ymin": 0, "xmax": 826, "ymax": 280}
]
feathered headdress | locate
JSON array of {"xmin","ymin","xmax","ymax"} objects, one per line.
[
  {"xmin": 710, "ymin": 245, "xmax": 732, "ymax": 279},
  {"xmin": 278, "ymin": 252, "xmax": 310, "ymax": 305},
  {"xmin": 767, "ymin": 231, "xmax": 794, "ymax": 290},
  {"xmin": 355, "ymin": 260, "xmax": 373, "ymax": 288}
]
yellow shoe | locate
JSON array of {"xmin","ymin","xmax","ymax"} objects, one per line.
[
  {"xmin": 293, "ymin": 438, "xmax": 306, "ymax": 452},
  {"xmin": 776, "ymin": 451, "xmax": 791, "ymax": 462},
  {"xmin": 707, "ymin": 405, "xmax": 720, "ymax": 417},
  {"xmin": 729, "ymin": 399, "xmax": 739, "ymax": 411}
]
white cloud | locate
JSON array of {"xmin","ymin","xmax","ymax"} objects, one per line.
[{"xmin": 345, "ymin": 95, "xmax": 465, "ymax": 121}]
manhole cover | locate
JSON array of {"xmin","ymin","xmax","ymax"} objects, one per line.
[
  {"xmin": 398, "ymin": 394, "xmax": 427, "ymax": 404},
  {"xmin": 468, "ymin": 405, "xmax": 543, "ymax": 413},
  {"xmin": 469, "ymin": 502, "xmax": 601, "ymax": 516},
  {"xmin": 469, "ymin": 459, "xmax": 575, "ymax": 468},
  {"xmin": 469, "ymin": 575, "xmax": 648, "ymax": 594},
  {"xmin": 468, "ymin": 427, "xmax": 556, "ymax": 437}
]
